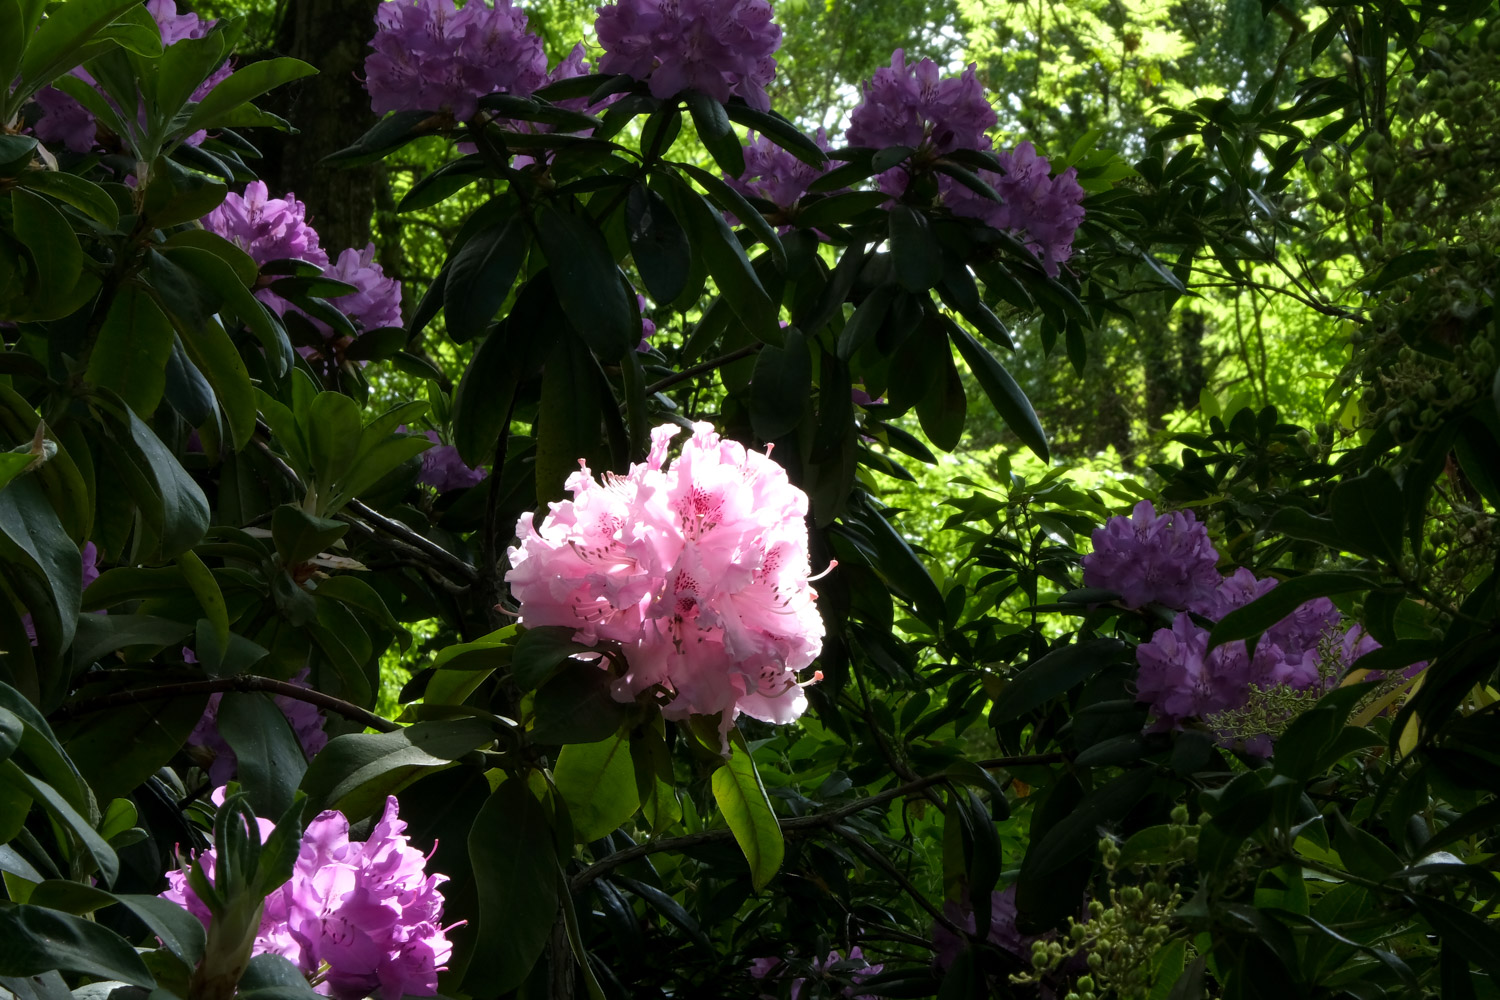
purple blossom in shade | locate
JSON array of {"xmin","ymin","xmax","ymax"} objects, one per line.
[
  {"xmin": 147, "ymin": 0, "xmax": 215, "ymax": 45},
  {"xmin": 1134, "ymin": 615, "xmax": 1258, "ymax": 730},
  {"xmin": 636, "ymin": 293, "xmax": 657, "ymax": 352},
  {"xmin": 725, "ymin": 128, "xmax": 840, "ymax": 213},
  {"xmin": 593, "ymin": 0, "xmax": 782, "ymax": 112},
  {"xmin": 322, "ymin": 244, "xmax": 404, "ymax": 333},
  {"xmin": 933, "ymin": 885, "xmax": 1034, "ymax": 971},
  {"xmin": 417, "ymin": 431, "xmax": 487, "ymax": 492},
  {"xmin": 1081, "ymin": 501, "xmax": 1222, "ymax": 611},
  {"xmin": 185, "ymin": 666, "xmax": 329, "ymax": 787},
  {"xmin": 940, "ymin": 142, "xmax": 1087, "ymax": 278},
  {"xmin": 846, "ymin": 50, "xmax": 995, "ymax": 157},
  {"xmin": 31, "ymin": 82, "xmax": 99, "ymax": 153},
  {"xmin": 162, "ymin": 795, "xmax": 455, "ymax": 1000},
  {"xmin": 751, "ymin": 949, "xmax": 883, "ymax": 1000},
  {"xmin": 364, "ymin": 0, "xmax": 548, "ymax": 122}
]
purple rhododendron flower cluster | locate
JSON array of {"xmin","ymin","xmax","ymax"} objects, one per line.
[
  {"xmin": 933, "ymin": 885, "xmax": 1034, "ymax": 970},
  {"xmin": 185, "ymin": 666, "xmax": 329, "ymax": 786},
  {"xmin": 594, "ymin": 0, "xmax": 781, "ymax": 111},
  {"xmin": 416, "ymin": 430, "xmax": 488, "ymax": 492},
  {"xmin": 940, "ymin": 142, "xmax": 1087, "ymax": 277},
  {"xmin": 636, "ymin": 293, "xmax": 656, "ymax": 352},
  {"xmin": 725, "ymin": 128, "xmax": 840, "ymax": 213},
  {"xmin": 1081, "ymin": 501, "xmax": 1222, "ymax": 611},
  {"xmin": 846, "ymin": 50, "xmax": 994, "ymax": 156},
  {"xmin": 30, "ymin": 1, "xmax": 228, "ymax": 153},
  {"xmin": 750, "ymin": 948, "xmax": 883, "ymax": 1000},
  {"xmin": 162, "ymin": 795, "xmax": 454, "ymax": 1000},
  {"xmin": 365, "ymin": 0, "xmax": 547, "ymax": 121},
  {"xmin": 1084, "ymin": 501, "xmax": 1426, "ymax": 748},
  {"xmin": 845, "ymin": 51, "xmax": 1085, "ymax": 276},
  {"xmin": 506, "ymin": 422, "xmax": 825, "ymax": 736},
  {"xmin": 202, "ymin": 183, "xmax": 402, "ymax": 341}
]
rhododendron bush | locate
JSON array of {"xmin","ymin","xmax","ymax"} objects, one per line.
[{"xmin": 1, "ymin": 1, "xmax": 1498, "ymax": 999}]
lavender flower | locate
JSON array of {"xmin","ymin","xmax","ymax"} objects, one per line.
[
  {"xmin": 933, "ymin": 885, "xmax": 1035, "ymax": 971},
  {"xmin": 365, "ymin": 0, "xmax": 548, "ymax": 121},
  {"xmin": 636, "ymin": 293, "xmax": 656, "ymax": 352},
  {"xmin": 185, "ymin": 666, "xmax": 329, "ymax": 787},
  {"xmin": 322, "ymin": 244, "xmax": 403, "ymax": 333},
  {"xmin": 1134, "ymin": 615, "xmax": 1258, "ymax": 729},
  {"xmin": 203, "ymin": 181, "xmax": 329, "ymax": 272},
  {"xmin": 594, "ymin": 0, "xmax": 782, "ymax": 112},
  {"xmin": 726, "ymin": 128, "xmax": 840, "ymax": 212},
  {"xmin": 417, "ymin": 431, "xmax": 487, "ymax": 492},
  {"xmin": 846, "ymin": 51, "xmax": 995, "ymax": 157},
  {"xmin": 1081, "ymin": 501, "xmax": 1221, "ymax": 611},
  {"xmin": 162, "ymin": 795, "xmax": 454, "ymax": 1000},
  {"xmin": 148, "ymin": 0, "xmax": 214, "ymax": 45},
  {"xmin": 941, "ymin": 142, "xmax": 1087, "ymax": 277},
  {"xmin": 750, "ymin": 948, "xmax": 883, "ymax": 1000}
]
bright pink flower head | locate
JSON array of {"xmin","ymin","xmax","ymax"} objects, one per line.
[
  {"xmin": 847, "ymin": 50, "xmax": 995, "ymax": 156},
  {"xmin": 185, "ymin": 666, "xmax": 329, "ymax": 787},
  {"xmin": 1082, "ymin": 501, "xmax": 1221, "ymax": 611},
  {"xmin": 594, "ymin": 0, "xmax": 782, "ymax": 112},
  {"xmin": 941, "ymin": 141, "xmax": 1086, "ymax": 277},
  {"xmin": 162, "ymin": 796, "xmax": 452, "ymax": 1000},
  {"xmin": 365, "ymin": 0, "xmax": 548, "ymax": 121},
  {"xmin": 506, "ymin": 422, "xmax": 825, "ymax": 731}
]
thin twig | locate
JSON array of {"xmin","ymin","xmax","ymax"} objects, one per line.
[
  {"xmin": 645, "ymin": 342, "xmax": 762, "ymax": 395},
  {"xmin": 569, "ymin": 753, "xmax": 1064, "ymax": 891},
  {"xmin": 53, "ymin": 676, "xmax": 402, "ymax": 733},
  {"xmin": 346, "ymin": 498, "xmax": 480, "ymax": 585}
]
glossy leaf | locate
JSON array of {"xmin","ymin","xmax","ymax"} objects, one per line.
[{"xmin": 712, "ymin": 729, "xmax": 783, "ymax": 890}]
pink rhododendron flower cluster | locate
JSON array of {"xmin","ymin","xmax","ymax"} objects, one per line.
[
  {"xmin": 30, "ymin": 1, "xmax": 228, "ymax": 152},
  {"xmin": 594, "ymin": 0, "xmax": 782, "ymax": 111},
  {"xmin": 365, "ymin": 0, "xmax": 548, "ymax": 121},
  {"xmin": 202, "ymin": 183, "xmax": 401, "ymax": 342},
  {"xmin": 1084, "ymin": 501, "xmax": 1426, "ymax": 748},
  {"xmin": 940, "ymin": 142, "xmax": 1087, "ymax": 277},
  {"xmin": 725, "ymin": 128, "xmax": 841, "ymax": 213},
  {"xmin": 416, "ymin": 430, "xmax": 488, "ymax": 492},
  {"xmin": 185, "ymin": 666, "xmax": 329, "ymax": 787},
  {"xmin": 162, "ymin": 796, "xmax": 454, "ymax": 1000},
  {"xmin": 750, "ymin": 948, "xmax": 883, "ymax": 1000},
  {"xmin": 506, "ymin": 422, "xmax": 825, "ymax": 731}
]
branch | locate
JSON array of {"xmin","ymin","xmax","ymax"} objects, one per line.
[
  {"xmin": 346, "ymin": 498, "xmax": 480, "ymax": 586},
  {"xmin": 54, "ymin": 676, "xmax": 402, "ymax": 733},
  {"xmin": 569, "ymin": 753, "xmax": 1064, "ymax": 891},
  {"xmin": 645, "ymin": 342, "xmax": 761, "ymax": 395},
  {"xmin": 830, "ymin": 823, "xmax": 967, "ymax": 939}
]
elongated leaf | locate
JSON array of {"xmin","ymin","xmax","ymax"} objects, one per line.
[
  {"xmin": 947, "ymin": 320, "xmax": 1049, "ymax": 461},
  {"xmin": 113, "ymin": 893, "xmax": 206, "ymax": 966},
  {"xmin": 1330, "ymin": 468, "xmax": 1403, "ymax": 563},
  {"xmin": 217, "ymin": 692, "xmax": 307, "ymax": 818},
  {"xmin": 102, "ymin": 403, "xmax": 211, "ymax": 559},
  {"xmin": 712, "ymin": 729, "xmax": 783, "ymax": 890},
  {"xmin": 185, "ymin": 57, "xmax": 316, "ymax": 132},
  {"xmin": 554, "ymin": 734, "xmax": 639, "ymax": 843},
  {"xmin": 675, "ymin": 161, "xmax": 785, "ymax": 272},
  {"xmin": 298, "ymin": 717, "xmax": 495, "ymax": 818},
  {"xmin": 1414, "ymin": 897, "xmax": 1500, "ymax": 981},
  {"xmin": 989, "ymin": 639, "xmax": 1126, "ymax": 725},
  {"xmin": 0, "ymin": 477, "xmax": 80, "ymax": 660},
  {"xmin": 1208, "ymin": 573, "xmax": 1377, "ymax": 648},
  {"xmin": 444, "ymin": 213, "xmax": 528, "ymax": 343},
  {"xmin": 684, "ymin": 90, "xmax": 743, "ymax": 178},
  {"xmin": 15, "ymin": 171, "xmax": 117, "ymax": 229},
  {"xmin": 888, "ymin": 205, "xmax": 942, "ymax": 293},
  {"xmin": 16, "ymin": 0, "xmax": 138, "ymax": 92},
  {"xmin": 536, "ymin": 204, "xmax": 635, "ymax": 359},
  {"xmin": 0, "ymin": 903, "xmax": 153, "ymax": 987},
  {"xmin": 664, "ymin": 174, "xmax": 779, "ymax": 342},
  {"xmin": 466, "ymin": 775, "xmax": 559, "ymax": 994},
  {"xmin": 0, "ymin": 762, "xmax": 117, "ymax": 885},
  {"xmin": 750, "ymin": 328, "xmax": 810, "ymax": 441},
  {"xmin": 625, "ymin": 183, "xmax": 690, "ymax": 305},
  {"xmin": 85, "ymin": 285, "xmax": 175, "ymax": 417},
  {"xmin": 723, "ymin": 103, "xmax": 828, "ymax": 166}
]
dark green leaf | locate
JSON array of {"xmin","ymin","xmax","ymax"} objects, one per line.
[
  {"xmin": 536, "ymin": 203, "xmax": 635, "ymax": 359},
  {"xmin": 990, "ymin": 639, "xmax": 1126, "ymax": 724},
  {"xmin": 185, "ymin": 57, "xmax": 316, "ymax": 133},
  {"xmin": 750, "ymin": 328, "xmax": 810, "ymax": 441},
  {"xmin": 217, "ymin": 692, "xmax": 308, "ymax": 817},
  {"xmin": 271, "ymin": 505, "xmax": 349, "ymax": 566},
  {"xmin": 1330, "ymin": 468, "xmax": 1403, "ymax": 563},
  {"xmin": 298, "ymin": 718, "xmax": 496, "ymax": 818},
  {"xmin": 1209, "ymin": 573, "xmax": 1377, "ymax": 648},
  {"xmin": 625, "ymin": 183, "xmax": 690, "ymax": 305},
  {"xmin": 444, "ymin": 213, "xmax": 528, "ymax": 343},
  {"xmin": 947, "ymin": 320, "xmax": 1049, "ymax": 461},
  {"xmin": 888, "ymin": 205, "xmax": 943, "ymax": 293},
  {"xmin": 0, "ymin": 904, "xmax": 153, "ymax": 987},
  {"xmin": 465, "ymin": 775, "xmax": 559, "ymax": 994},
  {"xmin": 684, "ymin": 90, "xmax": 744, "ymax": 178}
]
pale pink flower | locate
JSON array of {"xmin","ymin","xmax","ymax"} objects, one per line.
[{"xmin": 506, "ymin": 422, "xmax": 825, "ymax": 732}]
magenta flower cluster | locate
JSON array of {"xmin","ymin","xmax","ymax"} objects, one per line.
[
  {"xmin": 506, "ymin": 422, "xmax": 825, "ymax": 735},
  {"xmin": 185, "ymin": 666, "xmax": 328, "ymax": 787},
  {"xmin": 30, "ymin": 0, "xmax": 229, "ymax": 153},
  {"xmin": 416, "ymin": 430, "xmax": 488, "ymax": 492},
  {"xmin": 365, "ymin": 0, "xmax": 547, "ymax": 121},
  {"xmin": 202, "ymin": 182, "xmax": 402, "ymax": 340},
  {"xmin": 725, "ymin": 128, "xmax": 840, "ymax": 214},
  {"xmin": 162, "ymin": 796, "xmax": 454, "ymax": 1000},
  {"xmin": 749, "ymin": 948, "xmax": 883, "ymax": 1000},
  {"xmin": 1084, "ymin": 501, "xmax": 1420, "ymax": 748},
  {"xmin": 594, "ymin": 0, "xmax": 782, "ymax": 111}
]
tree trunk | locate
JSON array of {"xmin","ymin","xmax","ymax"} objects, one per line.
[{"xmin": 264, "ymin": 0, "xmax": 384, "ymax": 254}]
